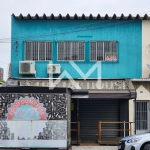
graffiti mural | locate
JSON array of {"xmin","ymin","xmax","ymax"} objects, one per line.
[
  {"xmin": 36, "ymin": 121, "xmax": 67, "ymax": 140},
  {"xmin": 0, "ymin": 121, "xmax": 14, "ymax": 140},
  {"xmin": 0, "ymin": 93, "xmax": 69, "ymax": 148},
  {"xmin": 0, "ymin": 120, "xmax": 67, "ymax": 148},
  {"xmin": 0, "ymin": 93, "xmax": 67, "ymax": 120},
  {"xmin": 7, "ymin": 97, "xmax": 47, "ymax": 120}
]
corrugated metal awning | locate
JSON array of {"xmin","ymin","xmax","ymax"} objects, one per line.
[{"xmin": 12, "ymin": 13, "xmax": 150, "ymax": 20}]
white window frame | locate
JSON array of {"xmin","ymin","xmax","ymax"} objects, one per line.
[
  {"xmin": 25, "ymin": 41, "xmax": 52, "ymax": 61},
  {"xmin": 90, "ymin": 41, "xmax": 118, "ymax": 62},
  {"xmin": 57, "ymin": 41, "xmax": 85, "ymax": 61}
]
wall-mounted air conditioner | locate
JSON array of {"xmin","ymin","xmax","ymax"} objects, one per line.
[
  {"xmin": 19, "ymin": 61, "xmax": 36, "ymax": 74},
  {"xmin": 47, "ymin": 64, "xmax": 61, "ymax": 74}
]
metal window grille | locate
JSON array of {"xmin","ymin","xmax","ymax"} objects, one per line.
[
  {"xmin": 25, "ymin": 41, "xmax": 52, "ymax": 61},
  {"xmin": 90, "ymin": 41, "xmax": 117, "ymax": 61},
  {"xmin": 136, "ymin": 102, "xmax": 148, "ymax": 130},
  {"xmin": 58, "ymin": 41, "xmax": 84, "ymax": 61}
]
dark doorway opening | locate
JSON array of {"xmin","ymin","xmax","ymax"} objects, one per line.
[{"xmin": 71, "ymin": 99, "xmax": 123, "ymax": 146}]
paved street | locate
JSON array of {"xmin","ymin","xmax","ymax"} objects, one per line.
[
  {"xmin": 0, "ymin": 147, "xmax": 118, "ymax": 150},
  {"xmin": 72, "ymin": 146, "xmax": 117, "ymax": 150}
]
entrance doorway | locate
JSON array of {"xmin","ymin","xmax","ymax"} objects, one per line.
[{"xmin": 71, "ymin": 99, "xmax": 120, "ymax": 145}]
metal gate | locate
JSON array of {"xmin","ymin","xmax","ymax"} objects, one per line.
[
  {"xmin": 79, "ymin": 99, "xmax": 120, "ymax": 140},
  {"xmin": 136, "ymin": 101, "xmax": 148, "ymax": 134}
]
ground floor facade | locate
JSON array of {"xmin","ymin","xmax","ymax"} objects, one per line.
[
  {"xmin": 3, "ymin": 78, "xmax": 136, "ymax": 147},
  {"xmin": 3, "ymin": 78, "xmax": 150, "ymax": 147}
]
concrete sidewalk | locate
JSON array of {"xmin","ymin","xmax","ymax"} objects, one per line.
[{"xmin": 72, "ymin": 146, "xmax": 117, "ymax": 150}]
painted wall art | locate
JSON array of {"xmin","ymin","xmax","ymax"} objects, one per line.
[
  {"xmin": 0, "ymin": 93, "xmax": 70, "ymax": 148},
  {"xmin": 0, "ymin": 120, "xmax": 67, "ymax": 148},
  {"xmin": 0, "ymin": 93, "xmax": 67, "ymax": 120}
]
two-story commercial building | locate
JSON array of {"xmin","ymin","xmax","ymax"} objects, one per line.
[{"xmin": 3, "ymin": 13, "xmax": 150, "ymax": 147}]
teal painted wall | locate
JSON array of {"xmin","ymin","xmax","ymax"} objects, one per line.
[{"xmin": 11, "ymin": 17, "xmax": 142, "ymax": 78}]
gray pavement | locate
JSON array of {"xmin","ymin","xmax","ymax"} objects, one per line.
[
  {"xmin": 0, "ymin": 147, "xmax": 118, "ymax": 150},
  {"xmin": 72, "ymin": 146, "xmax": 117, "ymax": 150}
]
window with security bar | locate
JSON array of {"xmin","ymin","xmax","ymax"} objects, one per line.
[
  {"xmin": 58, "ymin": 41, "xmax": 84, "ymax": 61},
  {"xmin": 25, "ymin": 41, "xmax": 52, "ymax": 61},
  {"xmin": 90, "ymin": 41, "xmax": 118, "ymax": 61},
  {"xmin": 136, "ymin": 101, "xmax": 148, "ymax": 130}
]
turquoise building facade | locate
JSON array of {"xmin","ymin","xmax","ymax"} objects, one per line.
[{"xmin": 11, "ymin": 14, "xmax": 142, "ymax": 79}]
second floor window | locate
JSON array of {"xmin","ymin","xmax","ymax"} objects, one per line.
[
  {"xmin": 90, "ymin": 41, "xmax": 118, "ymax": 61},
  {"xmin": 58, "ymin": 41, "xmax": 84, "ymax": 61},
  {"xmin": 25, "ymin": 41, "xmax": 52, "ymax": 61}
]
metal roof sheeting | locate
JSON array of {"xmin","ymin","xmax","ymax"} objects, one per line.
[{"xmin": 12, "ymin": 13, "xmax": 150, "ymax": 20}]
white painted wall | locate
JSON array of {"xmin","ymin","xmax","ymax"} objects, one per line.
[
  {"xmin": 129, "ymin": 85, "xmax": 150, "ymax": 135},
  {"xmin": 129, "ymin": 99, "xmax": 134, "ymax": 135},
  {"xmin": 136, "ymin": 85, "xmax": 150, "ymax": 100},
  {"xmin": 142, "ymin": 20, "xmax": 150, "ymax": 78}
]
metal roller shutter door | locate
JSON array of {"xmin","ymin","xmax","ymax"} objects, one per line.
[{"xmin": 79, "ymin": 99, "xmax": 120, "ymax": 139}]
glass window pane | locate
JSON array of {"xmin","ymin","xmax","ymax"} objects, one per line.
[
  {"xmin": 79, "ymin": 42, "xmax": 84, "ymax": 60},
  {"xmin": 32, "ymin": 42, "xmax": 38, "ymax": 60},
  {"xmin": 26, "ymin": 42, "xmax": 32, "ymax": 60},
  {"xmin": 71, "ymin": 41, "xmax": 78, "ymax": 60},
  {"xmin": 90, "ymin": 42, "xmax": 97, "ymax": 61},
  {"xmin": 46, "ymin": 42, "xmax": 52, "ymax": 60},
  {"xmin": 97, "ymin": 41, "xmax": 103, "ymax": 61},
  {"xmin": 26, "ymin": 41, "xmax": 52, "ymax": 61},
  {"xmin": 104, "ymin": 41, "xmax": 117, "ymax": 61},
  {"xmin": 39, "ymin": 42, "xmax": 45, "ymax": 60},
  {"xmin": 58, "ymin": 42, "xmax": 64, "ymax": 60},
  {"xmin": 64, "ymin": 41, "xmax": 71, "ymax": 60}
]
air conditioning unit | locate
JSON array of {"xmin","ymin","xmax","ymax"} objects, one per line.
[
  {"xmin": 19, "ymin": 61, "xmax": 36, "ymax": 74},
  {"xmin": 47, "ymin": 64, "xmax": 61, "ymax": 74}
]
